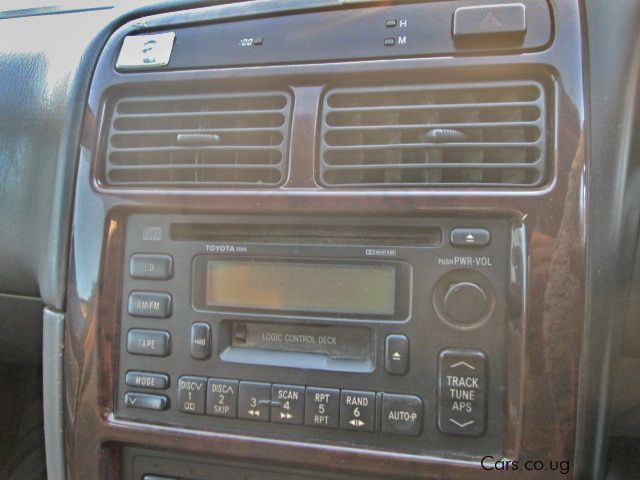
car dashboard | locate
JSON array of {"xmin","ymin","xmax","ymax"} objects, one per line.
[{"xmin": 0, "ymin": 1, "xmax": 638, "ymax": 479}]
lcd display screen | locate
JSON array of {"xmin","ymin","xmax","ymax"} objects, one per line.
[{"xmin": 205, "ymin": 260, "xmax": 396, "ymax": 316}]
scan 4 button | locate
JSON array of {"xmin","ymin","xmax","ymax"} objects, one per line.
[{"xmin": 271, "ymin": 384, "xmax": 305, "ymax": 425}]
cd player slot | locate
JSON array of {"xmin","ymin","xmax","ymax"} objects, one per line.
[
  {"xmin": 170, "ymin": 223, "xmax": 442, "ymax": 247},
  {"xmin": 220, "ymin": 321, "xmax": 374, "ymax": 373}
]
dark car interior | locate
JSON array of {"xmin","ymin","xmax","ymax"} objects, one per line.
[{"xmin": 1, "ymin": 0, "xmax": 639, "ymax": 478}]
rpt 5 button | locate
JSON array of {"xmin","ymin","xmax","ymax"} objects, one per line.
[{"xmin": 305, "ymin": 387, "xmax": 339, "ymax": 428}]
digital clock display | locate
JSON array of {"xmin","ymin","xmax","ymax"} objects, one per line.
[{"xmin": 206, "ymin": 260, "xmax": 396, "ymax": 316}]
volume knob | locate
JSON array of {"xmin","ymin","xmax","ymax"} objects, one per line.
[{"xmin": 443, "ymin": 282, "xmax": 488, "ymax": 325}]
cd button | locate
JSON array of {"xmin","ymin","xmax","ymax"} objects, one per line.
[
  {"xmin": 340, "ymin": 390, "xmax": 375, "ymax": 432},
  {"xmin": 305, "ymin": 387, "xmax": 339, "ymax": 428},
  {"xmin": 271, "ymin": 384, "xmax": 305, "ymax": 425},
  {"xmin": 129, "ymin": 254, "xmax": 173, "ymax": 280}
]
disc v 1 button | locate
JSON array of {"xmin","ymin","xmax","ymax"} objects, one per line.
[{"xmin": 177, "ymin": 376, "xmax": 207, "ymax": 415}]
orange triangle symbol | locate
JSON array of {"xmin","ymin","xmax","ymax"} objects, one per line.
[{"xmin": 479, "ymin": 12, "xmax": 501, "ymax": 28}]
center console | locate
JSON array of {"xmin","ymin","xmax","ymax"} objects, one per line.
[
  {"xmin": 118, "ymin": 215, "xmax": 513, "ymax": 456},
  {"xmin": 61, "ymin": 0, "xmax": 587, "ymax": 479}
]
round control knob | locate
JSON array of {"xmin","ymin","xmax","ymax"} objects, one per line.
[{"xmin": 443, "ymin": 282, "xmax": 488, "ymax": 325}]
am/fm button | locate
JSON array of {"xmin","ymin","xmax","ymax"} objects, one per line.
[{"xmin": 128, "ymin": 291, "xmax": 172, "ymax": 318}]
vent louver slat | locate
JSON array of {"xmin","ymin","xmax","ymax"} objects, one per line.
[
  {"xmin": 105, "ymin": 91, "xmax": 292, "ymax": 187},
  {"xmin": 319, "ymin": 81, "xmax": 547, "ymax": 187}
]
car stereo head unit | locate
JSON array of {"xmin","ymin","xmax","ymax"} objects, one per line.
[
  {"xmin": 193, "ymin": 256, "xmax": 411, "ymax": 319},
  {"xmin": 117, "ymin": 214, "xmax": 516, "ymax": 458}
]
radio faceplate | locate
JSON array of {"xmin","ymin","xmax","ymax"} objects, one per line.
[{"xmin": 116, "ymin": 214, "xmax": 515, "ymax": 457}]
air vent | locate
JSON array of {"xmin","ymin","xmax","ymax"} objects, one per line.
[
  {"xmin": 104, "ymin": 91, "xmax": 292, "ymax": 187},
  {"xmin": 319, "ymin": 81, "xmax": 547, "ymax": 187}
]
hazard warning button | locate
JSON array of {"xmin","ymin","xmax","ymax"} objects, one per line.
[{"xmin": 453, "ymin": 3, "xmax": 526, "ymax": 39}]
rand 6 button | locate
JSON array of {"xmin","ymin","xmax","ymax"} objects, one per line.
[{"xmin": 340, "ymin": 390, "xmax": 375, "ymax": 432}]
